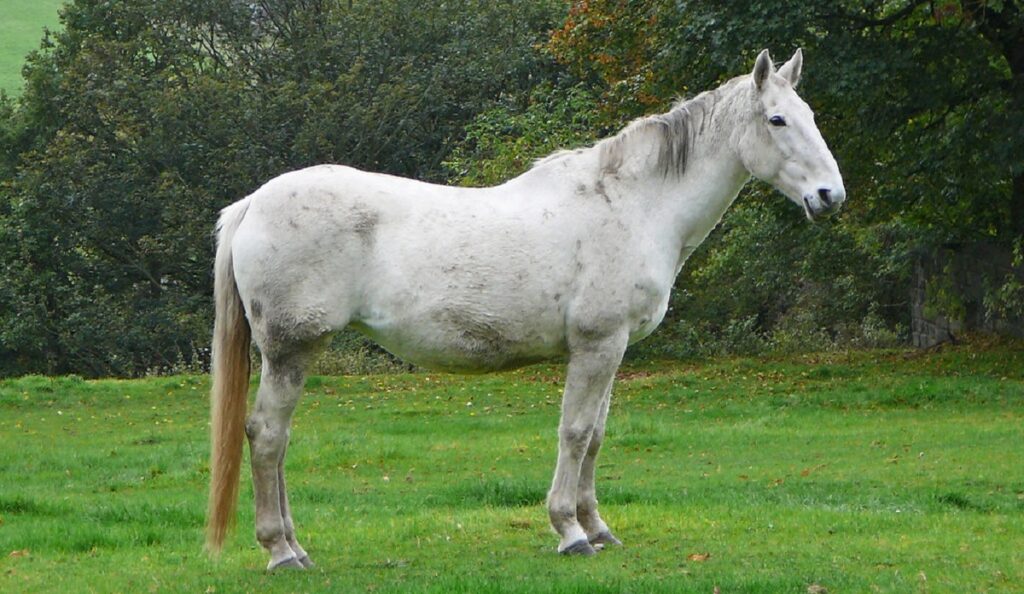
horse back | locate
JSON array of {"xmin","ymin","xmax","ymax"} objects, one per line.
[{"xmin": 230, "ymin": 165, "xmax": 597, "ymax": 370}]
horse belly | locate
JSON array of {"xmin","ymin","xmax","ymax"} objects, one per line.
[{"xmin": 353, "ymin": 303, "xmax": 568, "ymax": 373}]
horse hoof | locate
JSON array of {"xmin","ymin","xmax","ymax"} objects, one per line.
[
  {"xmin": 560, "ymin": 539, "xmax": 597, "ymax": 556},
  {"xmin": 590, "ymin": 530, "xmax": 622, "ymax": 546},
  {"xmin": 268, "ymin": 556, "xmax": 305, "ymax": 571},
  {"xmin": 297, "ymin": 554, "xmax": 315, "ymax": 568}
]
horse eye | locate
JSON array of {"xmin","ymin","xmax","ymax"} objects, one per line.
[{"xmin": 768, "ymin": 115, "xmax": 787, "ymax": 127}]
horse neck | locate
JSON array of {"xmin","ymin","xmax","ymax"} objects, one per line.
[
  {"xmin": 662, "ymin": 140, "xmax": 749, "ymax": 247},
  {"xmin": 619, "ymin": 86, "xmax": 753, "ymax": 265}
]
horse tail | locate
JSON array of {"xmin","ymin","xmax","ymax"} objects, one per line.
[{"xmin": 206, "ymin": 197, "xmax": 252, "ymax": 555}]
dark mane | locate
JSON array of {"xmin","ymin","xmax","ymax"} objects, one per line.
[
  {"xmin": 602, "ymin": 78, "xmax": 743, "ymax": 177},
  {"xmin": 529, "ymin": 76, "xmax": 748, "ymax": 179}
]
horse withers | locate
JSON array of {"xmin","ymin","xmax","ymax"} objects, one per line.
[{"xmin": 206, "ymin": 49, "xmax": 845, "ymax": 570}]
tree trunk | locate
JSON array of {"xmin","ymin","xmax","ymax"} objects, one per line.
[
  {"xmin": 1013, "ymin": 171, "xmax": 1024, "ymax": 237},
  {"xmin": 965, "ymin": 0, "xmax": 1024, "ymax": 236}
]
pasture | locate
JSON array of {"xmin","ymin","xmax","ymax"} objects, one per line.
[
  {"xmin": 1, "ymin": 344, "xmax": 1022, "ymax": 593},
  {"xmin": 0, "ymin": 0, "xmax": 63, "ymax": 95}
]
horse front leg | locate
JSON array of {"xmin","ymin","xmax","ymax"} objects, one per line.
[
  {"xmin": 246, "ymin": 355, "xmax": 308, "ymax": 571},
  {"xmin": 576, "ymin": 384, "xmax": 622, "ymax": 547},
  {"xmin": 548, "ymin": 331, "xmax": 626, "ymax": 555}
]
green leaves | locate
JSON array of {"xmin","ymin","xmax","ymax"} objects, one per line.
[
  {"xmin": 2, "ymin": 0, "xmax": 1021, "ymax": 375},
  {"xmin": 445, "ymin": 83, "xmax": 599, "ymax": 187},
  {"xmin": 0, "ymin": 0, "xmax": 566, "ymax": 376},
  {"xmin": 537, "ymin": 0, "xmax": 1024, "ymax": 353},
  {"xmin": 549, "ymin": 0, "xmax": 1024, "ymax": 240}
]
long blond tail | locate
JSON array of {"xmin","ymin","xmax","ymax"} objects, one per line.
[{"xmin": 206, "ymin": 198, "xmax": 252, "ymax": 554}]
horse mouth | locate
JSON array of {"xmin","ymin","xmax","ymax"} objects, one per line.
[{"xmin": 802, "ymin": 196, "xmax": 815, "ymax": 222}]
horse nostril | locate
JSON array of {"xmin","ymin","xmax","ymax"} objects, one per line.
[{"xmin": 818, "ymin": 188, "xmax": 832, "ymax": 207}]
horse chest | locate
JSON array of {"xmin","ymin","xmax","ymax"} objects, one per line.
[{"xmin": 625, "ymin": 277, "xmax": 671, "ymax": 343}]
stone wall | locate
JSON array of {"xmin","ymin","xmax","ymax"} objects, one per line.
[{"xmin": 911, "ymin": 242, "xmax": 1024, "ymax": 348}]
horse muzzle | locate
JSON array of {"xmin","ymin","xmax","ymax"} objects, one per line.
[{"xmin": 802, "ymin": 185, "xmax": 845, "ymax": 221}]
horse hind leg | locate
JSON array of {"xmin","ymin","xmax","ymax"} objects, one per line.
[
  {"xmin": 278, "ymin": 447, "xmax": 313, "ymax": 567},
  {"xmin": 576, "ymin": 385, "xmax": 622, "ymax": 548},
  {"xmin": 246, "ymin": 346, "xmax": 321, "ymax": 571}
]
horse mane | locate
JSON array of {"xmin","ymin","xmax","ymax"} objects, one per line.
[{"xmin": 532, "ymin": 76, "xmax": 747, "ymax": 179}]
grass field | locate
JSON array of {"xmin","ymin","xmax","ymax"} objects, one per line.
[
  {"xmin": 1, "ymin": 344, "xmax": 1022, "ymax": 593},
  {"xmin": 0, "ymin": 0, "xmax": 64, "ymax": 95}
]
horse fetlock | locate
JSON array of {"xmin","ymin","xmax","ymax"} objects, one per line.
[
  {"xmin": 260, "ymin": 535, "xmax": 301, "ymax": 571},
  {"xmin": 575, "ymin": 500, "xmax": 600, "ymax": 529},
  {"xmin": 578, "ymin": 510, "xmax": 610, "ymax": 539},
  {"xmin": 547, "ymin": 502, "xmax": 577, "ymax": 530},
  {"xmin": 285, "ymin": 534, "xmax": 309, "ymax": 561},
  {"xmin": 548, "ymin": 502, "xmax": 574, "ymax": 520},
  {"xmin": 553, "ymin": 513, "xmax": 588, "ymax": 546},
  {"xmin": 255, "ymin": 520, "xmax": 287, "ymax": 548}
]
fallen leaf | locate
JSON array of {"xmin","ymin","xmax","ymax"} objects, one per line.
[
  {"xmin": 8, "ymin": 549, "xmax": 29, "ymax": 558},
  {"xmin": 687, "ymin": 552, "xmax": 711, "ymax": 562},
  {"xmin": 807, "ymin": 584, "xmax": 828, "ymax": 594}
]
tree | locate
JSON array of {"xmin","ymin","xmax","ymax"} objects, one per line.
[
  {"xmin": 0, "ymin": 0, "xmax": 567, "ymax": 376},
  {"xmin": 444, "ymin": 83, "xmax": 600, "ymax": 187},
  {"xmin": 533, "ymin": 0, "xmax": 1024, "ymax": 350},
  {"xmin": 550, "ymin": 0, "xmax": 1024, "ymax": 242}
]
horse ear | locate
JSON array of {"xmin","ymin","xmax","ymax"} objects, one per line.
[
  {"xmin": 752, "ymin": 49, "xmax": 773, "ymax": 91},
  {"xmin": 778, "ymin": 48, "xmax": 803, "ymax": 88}
]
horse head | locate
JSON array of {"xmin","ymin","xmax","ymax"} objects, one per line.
[{"xmin": 736, "ymin": 49, "xmax": 846, "ymax": 220}]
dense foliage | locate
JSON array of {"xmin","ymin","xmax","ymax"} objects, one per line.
[
  {"xmin": 548, "ymin": 0, "xmax": 1024, "ymax": 240},
  {"xmin": 0, "ymin": 0, "xmax": 564, "ymax": 376},
  {"xmin": 1, "ymin": 0, "xmax": 1021, "ymax": 376},
  {"xmin": 453, "ymin": 0, "xmax": 1024, "ymax": 358}
]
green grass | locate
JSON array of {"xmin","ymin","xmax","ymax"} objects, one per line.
[
  {"xmin": 0, "ymin": 0, "xmax": 64, "ymax": 95},
  {"xmin": 1, "ymin": 345, "xmax": 1022, "ymax": 593}
]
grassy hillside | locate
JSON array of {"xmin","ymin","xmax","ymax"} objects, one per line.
[
  {"xmin": 0, "ymin": 0, "xmax": 64, "ymax": 95},
  {"xmin": 1, "ymin": 345, "xmax": 1022, "ymax": 592}
]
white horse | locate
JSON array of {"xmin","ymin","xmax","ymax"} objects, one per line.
[{"xmin": 206, "ymin": 49, "xmax": 844, "ymax": 569}]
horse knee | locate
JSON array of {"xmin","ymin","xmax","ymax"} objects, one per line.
[
  {"xmin": 559, "ymin": 424, "xmax": 594, "ymax": 458},
  {"xmin": 548, "ymin": 501, "xmax": 576, "ymax": 525},
  {"xmin": 246, "ymin": 415, "xmax": 289, "ymax": 457}
]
